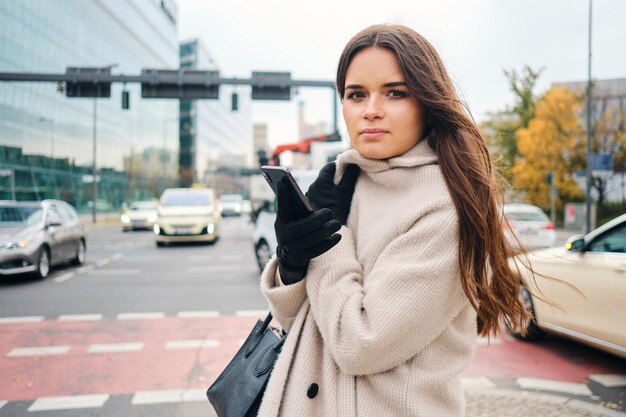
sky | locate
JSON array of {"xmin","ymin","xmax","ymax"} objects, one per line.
[{"xmin": 177, "ymin": 0, "xmax": 626, "ymax": 148}]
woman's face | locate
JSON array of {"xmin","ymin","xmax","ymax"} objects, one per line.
[{"xmin": 342, "ymin": 47, "xmax": 426, "ymax": 159}]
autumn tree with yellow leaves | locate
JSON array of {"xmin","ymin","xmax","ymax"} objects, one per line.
[{"xmin": 511, "ymin": 87, "xmax": 586, "ymax": 209}]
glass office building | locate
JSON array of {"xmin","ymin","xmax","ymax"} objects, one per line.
[
  {"xmin": 0, "ymin": 0, "xmax": 179, "ymax": 212},
  {"xmin": 179, "ymin": 39, "xmax": 253, "ymax": 193}
]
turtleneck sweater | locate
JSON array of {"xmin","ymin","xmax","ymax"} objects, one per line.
[{"xmin": 258, "ymin": 139, "xmax": 477, "ymax": 417}]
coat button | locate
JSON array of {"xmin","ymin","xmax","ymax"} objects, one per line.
[{"xmin": 307, "ymin": 383, "xmax": 319, "ymax": 399}]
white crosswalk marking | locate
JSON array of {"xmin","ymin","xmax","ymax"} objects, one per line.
[
  {"xmin": 89, "ymin": 269, "xmax": 141, "ymax": 275},
  {"xmin": 7, "ymin": 345, "xmax": 70, "ymax": 357},
  {"xmin": 27, "ymin": 394, "xmax": 109, "ymax": 411},
  {"xmin": 186, "ymin": 265, "xmax": 240, "ymax": 273},
  {"xmin": 131, "ymin": 389, "xmax": 206, "ymax": 405},
  {"xmin": 53, "ymin": 272, "xmax": 75, "ymax": 283},
  {"xmin": 0, "ymin": 316, "xmax": 44, "ymax": 324},
  {"xmin": 87, "ymin": 343, "xmax": 144, "ymax": 353},
  {"xmin": 177, "ymin": 310, "xmax": 220, "ymax": 318},
  {"xmin": 58, "ymin": 314, "xmax": 103, "ymax": 321},
  {"xmin": 164, "ymin": 339, "xmax": 219, "ymax": 349},
  {"xmin": 117, "ymin": 312, "xmax": 165, "ymax": 320}
]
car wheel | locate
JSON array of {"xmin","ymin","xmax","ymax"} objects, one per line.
[
  {"xmin": 35, "ymin": 247, "xmax": 51, "ymax": 279},
  {"xmin": 156, "ymin": 241, "xmax": 165, "ymax": 247},
  {"xmin": 255, "ymin": 240, "xmax": 272, "ymax": 273},
  {"xmin": 72, "ymin": 240, "xmax": 86, "ymax": 266},
  {"xmin": 506, "ymin": 286, "xmax": 542, "ymax": 341}
]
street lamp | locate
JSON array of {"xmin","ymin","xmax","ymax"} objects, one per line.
[{"xmin": 585, "ymin": 0, "xmax": 593, "ymax": 233}]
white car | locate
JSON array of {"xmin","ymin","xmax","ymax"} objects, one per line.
[
  {"xmin": 503, "ymin": 203, "xmax": 556, "ymax": 251},
  {"xmin": 154, "ymin": 188, "xmax": 221, "ymax": 246},
  {"xmin": 121, "ymin": 201, "xmax": 158, "ymax": 231},
  {"xmin": 509, "ymin": 212, "xmax": 626, "ymax": 359},
  {"xmin": 252, "ymin": 170, "xmax": 319, "ymax": 272}
]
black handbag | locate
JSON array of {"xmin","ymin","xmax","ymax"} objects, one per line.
[{"xmin": 206, "ymin": 312, "xmax": 286, "ymax": 417}]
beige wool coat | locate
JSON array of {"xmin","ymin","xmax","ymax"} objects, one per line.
[{"xmin": 258, "ymin": 139, "xmax": 478, "ymax": 417}]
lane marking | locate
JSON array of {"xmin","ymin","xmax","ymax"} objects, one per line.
[
  {"xmin": 186, "ymin": 265, "xmax": 240, "ymax": 273},
  {"xmin": 131, "ymin": 389, "xmax": 206, "ymax": 405},
  {"xmin": 117, "ymin": 312, "xmax": 165, "ymax": 320},
  {"xmin": 476, "ymin": 336, "xmax": 502, "ymax": 346},
  {"xmin": 89, "ymin": 269, "xmax": 141, "ymax": 275},
  {"xmin": 111, "ymin": 252, "xmax": 124, "ymax": 260},
  {"xmin": 96, "ymin": 258, "xmax": 111, "ymax": 267},
  {"xmin": 461, "ymin": 377, "xmax": 497, "ymax": 390},
  {"xmin": 235, "ymin": 310, "xmax": 270, "ymax": 317},
  {"xmin": 177, "ymin": 310, "xmax": 220, "ymax": 318},
  {"xmin": 87, "ymin": 342, "xmax": 144, "ymax": 353},
  {"xmin": 58, "ymin": 314, "xmax": 103, "ymax": 322},
  {"xmin": 7, "ymin": 345, "xmax": 70, "ymax": 357},
  {"xmin": 75, "ymin": 265, "xmax": 94, "ymax": 274},
  {"xmin": 164, "ymin": 339, "xmax": 220, "ymax": 349},
  {"xmin": 52, "ymin": 272, "xmax": 75, "ymax": 283},
  {"xmin": 27, "ymin": 394, "xmax": 109, "ymax": 411},
  {"xmin": 120, "ymin": 255, "xmax": 161, "ymax": 262},
  {"xmin": 516, "ymin": 377, "xmax": 593, "ymax": 396},
  {"xmin": 0, "ymin": 316, "xmax": 44, "ymax": 324},
  {"xmin": 589, "ymin": 374, "xmax": 626, "ymax": 388}
]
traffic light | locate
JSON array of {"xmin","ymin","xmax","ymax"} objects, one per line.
[
  {"xmin": 65, "ymin": 67, "xmax": 111, "ymax": 98},
  {"xmin": 251, "ymin": 72, "xmax": 291, "ymax": 100},
  {"xmin": 121, "ymin": 90, "xmax": 130, "ymax": 110},
  {"xmin": 141, "ymin": 69, "xmax": 220, "ymax": 100},
  {"xmin": 231, "ymin": 92, "xmax": 238, "ymax": 111},
  {"xmin": 257, "ymin": 150, "xmax": 269, "ymax": 167}
]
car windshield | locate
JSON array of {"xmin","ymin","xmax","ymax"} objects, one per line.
[
  {"xmin": 221, "ymin": 195, "xmax": 242, "ymax": 202},
  {"xmin": 0, "ymin": 206, "xmax": 43, "ymax": 226},
  {"xmin": 130, "ymin": 202, "xmax": 156, "ymax": 210},
  {"xmin": 505, "ymin": 212, "xmax": 548, "ymax": 222},
  {"xmin": 161, "ymin": 193, "xmax": 212, "ymax": 207}
]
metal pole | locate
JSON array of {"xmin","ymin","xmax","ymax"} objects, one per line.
[
  {"xmin": 585, "ymin": 0, "xmax": 593, "ymax": 234},
  {"xmin": 92, "ymin": 95, "xmax": 98, "ymax": 224},
  {"xmin": 550, "ymin": 171, "xmax": 557, "ymax": 224}
]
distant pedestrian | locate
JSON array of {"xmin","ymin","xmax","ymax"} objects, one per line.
[{"xmin": 259, "ymin": 24, "xmax": 530, "ymax": 417}]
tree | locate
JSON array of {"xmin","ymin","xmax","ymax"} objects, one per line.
[
  {"xmin": 481, "ymin": 65, "xmax": 544, "ymax": 177},
  {"xmin": 511, "ymin": 87, "xmax": 585, "ymax": 209}
]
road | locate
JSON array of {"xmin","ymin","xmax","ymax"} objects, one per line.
[{"xmin": 0, "ymin": 217, "xmax": 624, "ymax": 416}]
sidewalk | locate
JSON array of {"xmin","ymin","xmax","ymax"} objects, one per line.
[{"xmin": 465, "ymin": 388, "xmax": 625, "ymax": 417}]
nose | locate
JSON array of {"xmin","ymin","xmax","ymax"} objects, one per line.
[{"xmin": 362, "ymin": 95, "xmax": 384, "ymax": 120}]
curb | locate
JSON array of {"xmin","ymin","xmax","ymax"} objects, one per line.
[{"xmin": 465, "ymin": 387, "xmax": 625, "ymax": 417}]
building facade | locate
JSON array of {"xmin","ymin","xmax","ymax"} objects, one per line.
[
  {"xmin": 179, "ymin": 39, "xmax": 253, "ymax": 194},
  {"xmin": 0, "ymin": 0, "xmax": 179, "ymax": 211}
]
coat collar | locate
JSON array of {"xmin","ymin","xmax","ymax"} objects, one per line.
[{"xmin": 334, "ymin": 137, "xmax": 438, "ymax": 184}]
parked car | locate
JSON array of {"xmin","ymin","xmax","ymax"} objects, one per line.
[
  {"xmin": 218, "ymin": 194, "xmax": 244, "ymax": 217},
  {"xmin": 253, "ymin": 170, "xmax": 318, "ymax": 272},
  {"xmin": 0, "ymin": 200, "xmax": 86, "ymax": 279},
  {"xmin": 154, "ymin": 188, "xmax": 220, "ymax": 246},
  {"xmin": 503, "ymin": 203, "xmax": 556, "ymax": 251},
  {"xmin": 509, "ymin": 212, "xmax": 626, "ymax": 359},
  {"xmin": 121, "ymin": 200, "xmax": 158, "ymax": 231}
]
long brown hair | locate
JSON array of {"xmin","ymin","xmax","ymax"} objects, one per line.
[{"xmin": 336, "ymin": 24, "xmax": 530, "ymax": 337}]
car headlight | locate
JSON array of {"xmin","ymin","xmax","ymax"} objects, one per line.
[
  {"xmin": 235, "ymin": 204, "xmax": 241, "ymax": 212},
  {"xmin": 121, "ymin": 215, "xmax": 130, "ymax": 223},
  {"xmin": 1, "ymin": 240, "xmax": 29, "ymax": 249},
  {"xmin": 147, "ymin": 213, "xmax": 158, "ymax": 223}
]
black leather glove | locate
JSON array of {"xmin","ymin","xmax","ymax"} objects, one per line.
[
  {"xmin": 307, "ymin": 163, "xmax": 360, "ymax": 225},
  {"xmin": 274, "ymin": 178, "xmax": 342, "ymax": 284}
]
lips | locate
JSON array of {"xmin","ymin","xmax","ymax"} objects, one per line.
[{"xmin": 360, "ymin": 128, "xmax": 389, "ymax": 134}]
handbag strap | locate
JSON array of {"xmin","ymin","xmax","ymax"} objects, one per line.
[{"xmin": 258, "ymin": 311, "xmax": 273, "ymax": 334}]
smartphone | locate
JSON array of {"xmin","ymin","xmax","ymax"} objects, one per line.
[{"xmin": 260, "ymin": 166, "xmax": 314, "ymax": 219}]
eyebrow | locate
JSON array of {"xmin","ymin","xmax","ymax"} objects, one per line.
[{"xmin": 345, "ymin": 81, "xmax": 408, "ymax": 89}]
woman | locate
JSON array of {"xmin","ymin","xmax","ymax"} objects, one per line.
[{"xmin": 258, "ymin": 24, "xmax": 529, "ymax": 417}]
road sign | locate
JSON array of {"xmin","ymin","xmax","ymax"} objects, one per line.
[
  {"xmin": 251, "ymin": 72, "xmax": 291, "ymax": 100},
  {"xmin": 141, "ymin": 69, "xmax": 219, "ymax": 99}
]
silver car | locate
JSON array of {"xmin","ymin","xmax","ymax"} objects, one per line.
[{"xmin": 0, "ymin": 200, "xmax": 86, "ymax": 279}]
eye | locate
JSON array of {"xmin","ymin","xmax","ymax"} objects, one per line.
[
  {"xmin": 345, "ymin": 90, "xmax": 366, "ymax": 100},
  {"xmin": 388, "ymin": 89, "xmax": 409, "ymax": 98}
]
